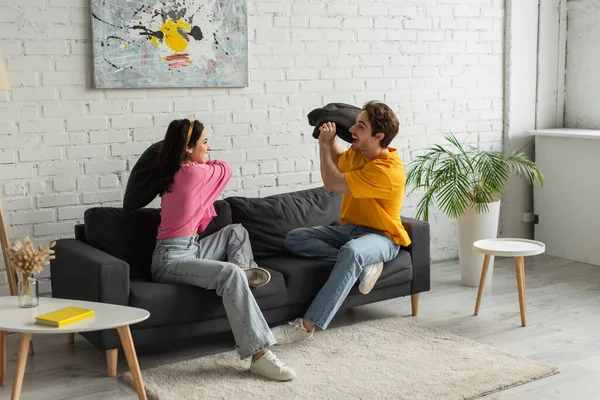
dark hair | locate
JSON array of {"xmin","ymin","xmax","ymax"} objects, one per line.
[
  {"xmin": 362, "ymin": 101, "xmax": 399, "ymax": 148},
  {"xmin": 156, "ymin": 119, "xmax": 204, "ymax": 195}
]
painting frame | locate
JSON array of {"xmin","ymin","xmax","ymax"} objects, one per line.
[{"xmin": 90, "ymin": 0, "xmax": 248, "ymax": 89}]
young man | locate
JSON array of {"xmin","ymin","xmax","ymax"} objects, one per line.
[{"xmin": 272, "ymin": 101, "xmax": 411, "ymax": 344}]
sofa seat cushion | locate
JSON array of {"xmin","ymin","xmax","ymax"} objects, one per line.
[
  {"xmin": 129, "ymin": 267, "xmax": 287, "ymax": 328},
  {"xmin": 257, "ymin": 250, "xmax": 413, "ymax": 305}
]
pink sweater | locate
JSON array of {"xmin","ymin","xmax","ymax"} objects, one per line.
[{"xmin": 157, "ymin": 160, "xmax": 232, "ymax": 240}]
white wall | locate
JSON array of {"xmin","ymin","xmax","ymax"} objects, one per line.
[
  {"xmin": 500, "ymin": 0, "xmax": 539, "ymax": 240},
  {"xmin": 564, "ymin": 0, "xmax": 600, "ymax": 128},
  {"xmin": 0, "ymin": 0, "xmax": 504, "ymax": 295}
]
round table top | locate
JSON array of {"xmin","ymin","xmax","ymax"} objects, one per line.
[
  {"xmin": 0, "ymin": 297, "xmax": 149, "ymax": 334},
  {"xmin": 473, "ymin": 238, "xmax": 546, "ymax": 257}
]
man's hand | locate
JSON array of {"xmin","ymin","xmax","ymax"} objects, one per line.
[
  {"xmin": 318, "ymin": 122, "xmax": 337, "ymax": 144},
  {"xmin": 318, "ymin": 121, "xmax": 351, "ymax": 194}
]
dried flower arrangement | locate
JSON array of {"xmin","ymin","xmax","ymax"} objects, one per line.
[{"xmin": 7, "ymin": 237, "xmax": 56, "ymax": 297}]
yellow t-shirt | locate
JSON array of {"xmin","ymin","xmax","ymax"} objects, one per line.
[{"xmin": 338, "ymin": 147, "xmax": 411, "ymax": 246}]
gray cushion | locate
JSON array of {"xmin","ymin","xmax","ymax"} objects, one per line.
[
  {"xmin": 84, "ymin": 207, "xmax": 160, "ymax": 280},
  {"xmin": 226, "ymin": 187, "xmax": 342, "ymax": 259},
  {"xmin": 84, "ymin": 200, "xmax": 232, "ymax": 280},
  {"xmin": 308, "ymin": 103, "xmax": 361, "ymax": 144},
  {"xmin": 123, "ymin": 141, "xmax": 162, "ymax": 211},
  {"xmin": 129, "ymin": 267, "xmax": 287, "ymax": 328},
  {"xmin": 257, "ymin": 250, "xmax": 413, "ymax": 305}
]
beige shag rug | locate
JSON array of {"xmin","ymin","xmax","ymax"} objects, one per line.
[{"xmin": 124, "ymin": 317, "xmax": 558, "ymax": 399}]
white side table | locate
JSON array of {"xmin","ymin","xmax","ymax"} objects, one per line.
[
  {"xmin": 472, "ymin": 238, "xmax": 545, "ymax": 327},
  {"xmin": 0, "ymin": 296, "xmax": 150, "ymax": 400}
]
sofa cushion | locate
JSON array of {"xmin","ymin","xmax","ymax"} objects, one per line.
[
  {"xmin": 196, "ymin": 201, "xmax": 233, "ymax": 240},
  {"xmin": 83, "ymin": 200, "xmax": 232, "ymax": 280},
  {"xmin": 84, "ymin": 207, "xmax": 160, "ymax": 280},
  {"xmin": 226, "ymin": 187, "xmax": 342, "ymax": 259},
  {"xmin": 129, "ymin": 267, "xmax": 287, "ymax": 328},
  {"xmin": 257, "ymin": 250, "xmax": 413, "ymax": 305}
]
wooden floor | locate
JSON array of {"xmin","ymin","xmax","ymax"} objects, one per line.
[{"xmin": 2, "ymin": 254, "xmax": 600, "ymax": 399}]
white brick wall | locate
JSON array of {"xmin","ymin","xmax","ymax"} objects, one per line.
[{"xmin": 0, "ymin": 0, "xmax": 504, "ymax": 294}]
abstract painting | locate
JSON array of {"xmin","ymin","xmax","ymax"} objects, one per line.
[{"xmin": 91, "ymin": 0, "xmax": 248, "ymax": 88}]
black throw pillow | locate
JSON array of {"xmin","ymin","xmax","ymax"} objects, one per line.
[
  {"xmin": 123, "ymin": 141, "xmax": 163, "ymax": 211},
  {"xmin": 307, "ymin": 103, "xmax": 361, "ymax": 144}
]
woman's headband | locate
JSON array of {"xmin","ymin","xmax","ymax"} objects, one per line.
[{"xmin": 186, "ymin": 119, "xmax": 195, "ymax": 146}]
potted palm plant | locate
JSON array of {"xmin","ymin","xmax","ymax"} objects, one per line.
[{"xmin": 406, "ymin": 134, "xmax": 543, "ymax": 286}]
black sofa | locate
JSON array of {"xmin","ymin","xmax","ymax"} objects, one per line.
[{"xmin": 50, "ymin": 187, "xmax": 430, "ymax": 375}]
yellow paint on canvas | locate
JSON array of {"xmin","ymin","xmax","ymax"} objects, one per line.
[
  {"xmin": 150, "ymin": 36, "xmax": 159, "ymax": 47},
  {"xmin": 159, "ymin": 18, "xmax": 191, "ymax": 53},
  {"xmin": 124, "ymin": 43, "xmax": 129, "ymax": 49}
]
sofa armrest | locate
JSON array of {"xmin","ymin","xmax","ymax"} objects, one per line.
[
  {"xmin": 402, "ymin": 217, "xmax": 431, "ymax": 294},
  {"xmin": 50, "ymin": 239, "xmax": 130, "ymax": 306}
]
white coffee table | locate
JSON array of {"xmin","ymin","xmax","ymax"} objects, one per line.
[
  {"xmin": 473, "ymin": 238, "xmax": 545, "ymax": 327},
  {"xmin": 0, "ymin": 296, "xmax": 150, "ymax": 400}
]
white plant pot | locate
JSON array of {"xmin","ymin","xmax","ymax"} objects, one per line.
[{"xmin": 457, "ymin": 200, "xmax": 501, "ymax": 287}]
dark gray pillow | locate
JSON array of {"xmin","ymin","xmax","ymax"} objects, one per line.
[
  {"xmin": 84, "ymin": 201, "xmax": 232, "ymax": 280},
  {"xmin": 308, "ymin": 103, "xmax": 361, "ymax": 144},
  {"xmin": 226, "ymin": 187, "xmax": 342, "ymax": 259},
  {"xmin": 84, "ymin": 207, "xmax": 161, "ymax": 280},
  {"xmin": 123, "ymin": 141, "xmax": 162, "ymax": 211}
]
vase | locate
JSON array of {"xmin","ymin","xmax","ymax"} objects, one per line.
[
  {"xmin": 457, "ymin": 200, "xmax": 501, "ymax": 287},
  {"xmin": 18, "ymin": 274, "xmax": 39, "ymax": 308}
]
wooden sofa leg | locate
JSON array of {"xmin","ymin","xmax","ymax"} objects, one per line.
[
  {"xmin": 107, "ymin": 349, "xmax": 118, "ymax": 377},
  {"xmin": 411, "ymin": 293, "xmax": 420, "ymax": 316},
  {"xmin": 67, "ymin": 333, "xmax": 74, "ymax": 344}
]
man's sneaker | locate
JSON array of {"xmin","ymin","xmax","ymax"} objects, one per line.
[
  {"xmin": 242, "ymin": 267, "xmax": 271, "ymax": 288},
  {"xmin": 271, "ymin": 318, "xmax": 314, "ymax": 345},
  {"xmin": 250, "ymin": 350, "xmax": 296, "ymax": 381},
  {"xmin": 358, "ymin": 262, "xmax": 384, "ymax": 294}
]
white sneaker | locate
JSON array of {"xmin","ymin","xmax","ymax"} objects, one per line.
[
  {"xmin": 250, "ymin": 350, "xmax": 296, "ymax": 381},
  {"xmin": 271, "ymin": 318, "xmax": 314, "ymax": 345},
  {"xmin": 359, "ymin": 262, "xmax": 384, "ymax": 294},
  {"xmin": 241, "ymin": 267, "xmax": 271, "ymax": 288}
]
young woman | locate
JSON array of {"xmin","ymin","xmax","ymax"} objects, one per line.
[{"xmin": 152, "ymin": 119, "xmax": 295, "ymax": 381}]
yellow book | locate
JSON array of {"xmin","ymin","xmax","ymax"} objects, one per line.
[{"xmin": 35, "ymin": 306, "xmax": 95, "ymax": 327}]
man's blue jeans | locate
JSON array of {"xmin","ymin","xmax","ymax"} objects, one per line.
[{"xmin": 284, "ymin": 224, "xmax": 400, "ymax": 329}]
